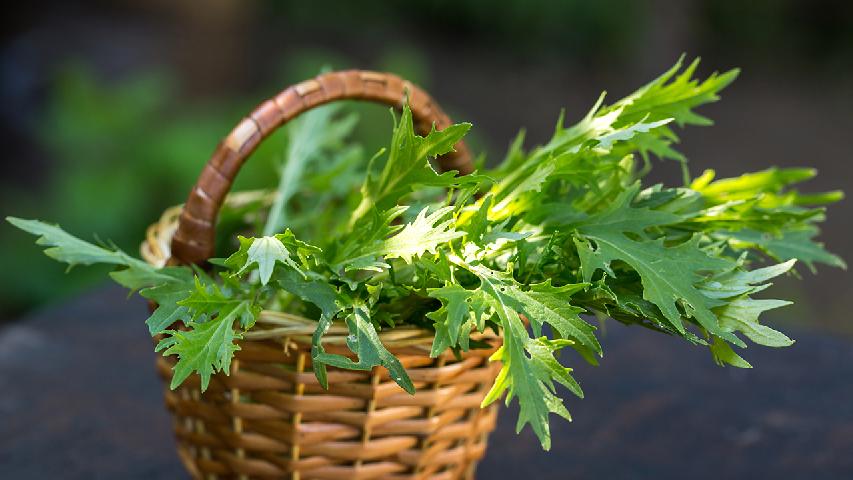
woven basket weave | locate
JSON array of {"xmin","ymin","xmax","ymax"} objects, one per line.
[{"xmin": 143, "ymin": 71, "xmax": 502, "ymax": 479}]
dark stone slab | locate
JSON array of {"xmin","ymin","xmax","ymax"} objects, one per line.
[
  {"xmin": 0, "ymin": 286, "xmax": 182, "ymax": 479},
  {"xmin": 2, "ymin": 285, "xmax": 851, "ymax": 479}
]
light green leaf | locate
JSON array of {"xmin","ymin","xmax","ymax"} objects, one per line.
[
  {"xmin": 527, "ymin": 337, "xmax": 584, "ymax": 399},
  {"xmin": 608, "ymin": 56, "xmax": 739, "ymax": 127},
  {"xmin": 109, "ymin": 265, "xmax": 192, "ymax": 291},
  {"xmin": 716, "ymin": 297, "xmax": 793, "ymax": 347},
  {"xmin": 226, "ymin": 230, "xmax": 322, "ymax": 285},
  {"xmin": 700, "ymin": 259, "xmax": 796, "ymax": 300},
  {"xmin": 332, "ymin": 205, "xmax": 408, "ymax": 274},
  {"xmin": 243, "ymin": 236, "xmax": 300, "ymax": 285},
  {"xmin": 383, "ymin": 206, "xmax": 464, "ymax": 264},
  {"xmin": 709, "ymin": 336, "xmax": 752, "ymax": 368},
  {"xmin": 594, "ymin": 117, "xmax": 673, "ymax": 150}
]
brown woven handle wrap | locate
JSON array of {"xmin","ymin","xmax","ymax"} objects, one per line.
[{"xmin": 171, "ymin": 70, "xmax": 473, "ymax": 265}]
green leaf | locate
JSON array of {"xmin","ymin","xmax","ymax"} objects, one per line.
[
  {"xmin": 574, "ymin": 185, "xmax": 731, "ymax": 336},
  {"xmin": 466, "ymin": 263, "xmax": 586, "ymax": 450},
  {"xmin": 157, "ymin": 299, "xmax": 255, "ymax": 391},
  {"xmin": 276, "ymin": 269, "xmax": 341, "ymax": 320},
  {"xmin": 427, "ymin": 283, "xmax": 489, "ymax": 356},
  {"xmin": 350, "ymin": 104, "xmax": 481, "ymax": 225},
  {"xmin": 314, "ymin": 302, "xmax": 414, "ymax": 394},
  {"xmin": 226, "ymin": 230, "xmax": 323, "ymax": 285},
  {"xmin": 263, "ymin": 103, "xmax": 357, "ymax": 236},
  {"xmin": 709, "ymin": 336, "xmax": 752, "ymax": 368},
  {"xmin": 700, "ymin": 260, "xmax": 796, "ymax": 300},
  {"xmin": 716, "ymin": 297, "xmax": 793, "ymax": 347},
  {"xmin": 332, "ymin": 205, "xmax": 408, "ymax": 274},
  {"xmin": 608, "ymin": 56, "xmax": 739, "ymax": 127},
  {"xmin": 109, "ymin": 265, "xmax": 192, "ymax": 291},
  {"xmin": 594, "ymin": 117, "xmax": 673, "ymax": 150},
  {"xmin": 576, "ymin": 183, "xmax": 683, "ymax": 235},
  {"xmin": 575, "ymin": 234, "xmax": 729, "ymax": 336},
  {"xmin": 693, "ymin": 167, "xmax": 820, "ymax": 202},
  {"xmin": 10, "ymin": 58, "xmax": 844, "ymax": 454},
  {"xmin": 178, "ymin": 277, "xmax": 257, "ymax": 328},
  {"xmin": 242, "ymin": 236, "xmax": 300, "ymax": 285},
  {"xmin": 489, "ymin": 162, "xmax": 555, "ymax": 221},
  {"xmin": 274, "ymin": 268, "xmax": 344, "ymax": 389},
  {"xmin": 701, "ymin": 260, "xmax": 795, "ymax": 350},
  {"xmin": 527, "ymin": 337, "xmax": 584, "ymax": 399},
  {"xmin": 6, "ymin": 216, "xmax": 200, "ymax": 337},
  {"xmin": 508, "ymin": 278, "xmax": 597, "ymax": 353},
  {"xmin": 7, "ymin": 217, "xmax": 154, "ymax": 272},
  {"xmin": 140, "ymin": 283, "xmax": 193, "ymax": 334},
  {"xmin": 722, "ymin": 228, "xmax": 846, "ymax": 273},
  {"xmin": 462, "ymin": 194, "xmax": 493, "ymax": 245},
  {"xmin": 334, "ymin": 205, "xmax": 466, "ymax": 275}
]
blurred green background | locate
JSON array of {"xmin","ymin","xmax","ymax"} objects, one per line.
[{"xmin": 1, "ymin": 0, "xmax": 850, "ymax": 333}]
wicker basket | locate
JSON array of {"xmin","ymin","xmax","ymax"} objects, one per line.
[{"xmin": 142, "ymin": 71, "xmax": 503, "ymax": 479}]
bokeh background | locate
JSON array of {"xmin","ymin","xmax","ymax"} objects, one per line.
[{"xmin": 1, "ymin": 1, "xmax": 850, "ymax": 331}]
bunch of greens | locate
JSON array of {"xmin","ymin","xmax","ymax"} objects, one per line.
[{"xmin": 8, "ymin": 58, "xmax": 844, "ymax": 449}]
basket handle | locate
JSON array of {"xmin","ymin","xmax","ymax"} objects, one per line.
[{"xmin": 170, "ymin": 70, "xmax": 473, "ymax": 266}]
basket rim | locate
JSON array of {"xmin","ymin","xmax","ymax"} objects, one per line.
[{"xmin": 141, "ymin": 194, "xmax": 500, "ymax": 351}]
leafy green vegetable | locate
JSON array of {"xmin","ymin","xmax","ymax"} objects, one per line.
[{"xmin": 7, "ymin": 57, "xmax": 844, "ymax": 450}]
